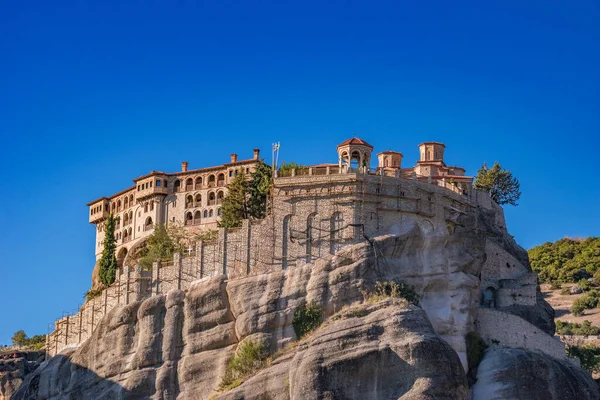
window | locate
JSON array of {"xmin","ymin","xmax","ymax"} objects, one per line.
[
  {"xmin": 203, "ymin": 210, "xmax": 208, "ymax": 218},
  {"xmin": 156, "ymin": 180, "xmax": 161, "ymax": 186},
  {"xmin": 150, "ymin": 181, "xmax": 152, "ymax": 187},
  {"xmin": 209, "ymin": 209, "xmax": 214, "ymax": 217},
  {"xmin": 229, "ymin": 170, "xmax": 233, "ymax": 177},
  {"xmin": 150, "ymin": 202, "xmax": 154, "ymax": 211}
]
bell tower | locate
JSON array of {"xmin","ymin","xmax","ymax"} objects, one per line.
[{"xmin": 336, "ymin": 137, "xmax": 374, "ymax": 173}]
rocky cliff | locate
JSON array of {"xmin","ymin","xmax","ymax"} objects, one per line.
[
  {"xmin": 0, "ymin": 351, "xmax": 44, "ymax": 400},
  {"xmin": 13, "ymin": 202, "xmax": 599, "ymax": 399}
]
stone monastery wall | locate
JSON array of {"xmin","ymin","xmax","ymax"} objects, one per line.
[{"xmin": 47, "ymin": 171, "xmax": 532, "ymax": 357}]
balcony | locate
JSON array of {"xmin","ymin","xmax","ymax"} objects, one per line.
[
  {"xmin": 208, "ymin": 200, "xmax": 216, "ymax": 206},
  {"xmin": 207, "ymin": 182, "xmax": 215, "ymax": 188},
  {"xmin": 217, "ymin": 180, "xmax": 225, "ymax": 187}
]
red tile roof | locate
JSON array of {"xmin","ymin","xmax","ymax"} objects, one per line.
[{"xmin": 337, "ymin": 137, "xmax": 373, "ymax": 148}]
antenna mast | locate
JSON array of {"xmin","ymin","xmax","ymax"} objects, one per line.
[{"xmin": 272, "ymin": 142, "xmax": 280, "ymax": 173}]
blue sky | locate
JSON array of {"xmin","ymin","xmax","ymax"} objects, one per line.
[{"xmin": 0, "ymin": 0, "xmax": 598, "ymax": 344}]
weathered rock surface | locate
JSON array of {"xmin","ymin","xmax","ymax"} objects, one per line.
[
  {"xmin": 0, "ymin": 351, "xmax": 44, "ymax": 400},
  {"xmin": 473, "ymin": 347, "xmax": 598, "ymax": 400},
  {"xmin": 14, "ymin": 202, "xmax": 599, "ymax": 399},
  {"xmin": 222, "ymin": 301, "xmax": 468, "ymax": 400}
]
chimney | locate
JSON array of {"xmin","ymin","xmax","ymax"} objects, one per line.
[
  {"xmin": 253, "ymin": 148, "xmax": 260, "ymax": 160},
  {"xmin": 231, "ymin": 153, "xmax": 238, "ymax": 163},
  {"xmin": 181, "ymin": 161, "xmax": 188, "ymax": 172}
]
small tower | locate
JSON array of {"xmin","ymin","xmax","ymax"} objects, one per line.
[
  {"xmin": 337, "ymin": 137, "xmax": 373, "ymax": 173},
  {"xmin": 377, "ymin": 150, "xmax": 403, "ymax": 169},
  {"xmin": 418, "ymin": 142, "xmax": 445, "ymax": 162}
]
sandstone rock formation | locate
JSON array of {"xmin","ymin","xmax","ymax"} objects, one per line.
[
  {"xmin": 14, "ymin": 200, "xmax": 599, "ymax": 399},
  {"xmin": 0, "ymin": 351, "xmax": 44, "ymax": 400},
  {"xmin": 473, "ymin": 347, "xmax": 598, "ymax": 399}
]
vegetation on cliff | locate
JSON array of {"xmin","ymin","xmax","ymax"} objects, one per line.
[
  {"xmin": 135, "ymin": 224, "xmax": 218, "ymax": 269},
  {"xmin": 473, "ymin": 161, "xmax": 521, "ymax": 206},
  {"xmin": 528, "ymin": 237, "xmax": 600, "ymax": 283},
  {"xmin": 98, "ymin": 213, "xmax": 118, "ymax": 285}
]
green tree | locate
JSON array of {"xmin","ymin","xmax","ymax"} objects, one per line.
[
  {"xmin": 473, "ymin": 161, "xmax": 521, "ymax": 206},
  {"xmin": 11, "ymin": 330, "xmax": 27, "ymax": 346},
  {"xmin": 98, "ymin": 213, "xmax": 118, "ymax": 286},
  {"xmin": 529, "ymin": 237, "xmax": 600, "ymax": 283},
  {"xmin": 279, "ymin": 161, "xmax": 304, "ymax": 174},
  {"xmin": 219, "ymin": 173, "xmax": 249, "ymax": 228},
  {"xmin": 247, "ymin": 161, "xmax": 273, "ymax": 220}
]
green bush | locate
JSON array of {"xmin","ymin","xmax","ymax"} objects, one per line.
[
  {"xmin": 466, "ymin": 332, "xmax": 488, "ymax": 369},
  {"xmin": 560, "ymin": 287, "xmax": 571, "ymax": 295},
  {"xmin": 570, "ymin": 292, "xmax": 599, "ymax": 316},
  {"xmin": 567, "ymin": 345, "xmax": 600, "ymax": 374},
  {"xmin": 578, "ymin": 279, "xmax": 591, "ymax": 292},
  {"xmin": 292, "ymin": 301, "xmax": 323, "ymax": 339},
  {"xmin": 550, "ymin": 282, "xmax": 562, "ymax": 290},
  {"xmin": 220, "ymin": 340, "xmax": 268, "ymax": 390},
  {"xmin": 84, "ymin": 289, "xmax": 103, "ymax": 302},
  {"xmin": 557, "ymin": 320, "xmax": 600, "ymax": 336},
  {"xmin": 368, "ymin": 280, "xmax": 420, "ymax": 306}
]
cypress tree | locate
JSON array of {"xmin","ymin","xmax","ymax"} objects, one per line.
[
  {"xmin": 248, "ymin": 161, "xmax": 273, "ymax": 219},
  {"xmin": 99, "ymin": 213, "xmax": 118, "ymax": 286},
  {"xmin": 218, "ymin": 173, "xmax": 249, "ymax": 228}
]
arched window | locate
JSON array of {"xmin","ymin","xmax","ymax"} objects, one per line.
[
  {"xmin": 115, "ymin": 217, "xmax": 121, "ymax": 229},
  {"xmin": 123, "ymin": 229, "xmax": 128, "ymax": 242},
  {"xmin": 124, "ymin": 197, "xmax": 129, "ymax": 209},
  {"xmin": 195, "ymin": 176, "xmax": 202, "ymax": 189},
  {"xmin": 208, "ymin": 192, "xmax": 216, "ymax": 205},
  {"xmin": 144, "ymin": 203, "xmax": 148, "ymax": 213},
  {"xmin": 186, "ymin": 195, "xmax": 193, "ymax": 208},
  {"xmin": 282, "ymin": 215, "xmax": 292, "ymax": 269},
  {"xmin": 129, "ymin": 194, "xmax": 134, "ymax": 204},
  {"xmin": 149, "ymin": 201, "xmax": 154, "ymax": 211},
  {"xmin": 185, "ymin": 211, "xmax": 193, "ymax": 226},
  {"xmin": 123, "ymin": 213, "xmax": 129, "ymax": 225},
  {"xmin": 209, "ymin": 209, "xmax": 214, "ymax": 217},
  {"xmin": 117, "ymin": 200, "xmax": 122, "ymax": 212},
  {"xmin": 330, "ymin": 212, "xmax": 344, "ymax": 255},
  {"xmin": 129, "ymin": 210, "xmax": 133, "ymax": 221},
  {"xmin": 217, "ymin": 173, "xmax": 225, "ymax": 186},
  {"xmin": 217, "ymin": 208, "xmax": 222, "ymax": 216},
  {"xmin": 145, "ymin": 217, "xmax": 153, "ymax": 231},
  {"xmin": 117, "ymin": 247, "xmax": 128, "ymax": 269},
  {"xmin": 306, "ymin": 213, "xmax": 317, "ymax": 263},
  {"xmin": 186, "ymin": 178, "xmax": 193, "ymax": 191},
  {"xmin": 111, "ymin": 203, "xmax": 116, "ymax": 212},
  {"xmin": 193, "ymin": 210, "xmax": 201, "ymax": 225},
  {"xmin": 208, "ymin": 174, "xmax": 216, "ymax": 187},
  {"xmin": 173, "ymin": 180, "xmax": 181, "ymax": 193},
  {"xmin": 203, "ymin": 210, "xmax": 208, "ymax": 218},
  {"xmin": 195, "ymin": 194, "xmax": 202, "ymax": 207},
  {"xmin": 217, "ymin": 191, "xmax": 224, "ymax": 204}
]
